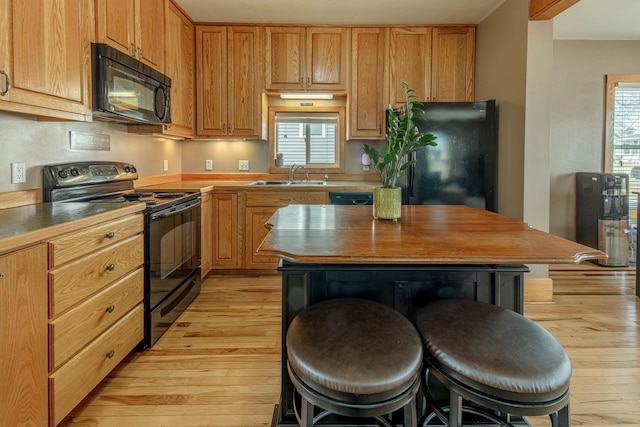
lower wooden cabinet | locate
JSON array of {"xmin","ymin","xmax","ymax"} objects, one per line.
[
  {"xmin": 201, "ymin": 193, "xmax": 213, "ymax": 276},
  {"xmin": 211, "ymin": 192, "xmax": 240, "ymax": 269},
  {"xmin": 0, "ymin": 244, "xmax": 48, "ymax": 427},
  {"xmin": 245, "ymin": 206, "xmax": 280, "ymax": 269}
]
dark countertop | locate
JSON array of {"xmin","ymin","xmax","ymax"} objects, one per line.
[{"xmin": 0, "ymin": 202, "xmax": 145, "ymax": 255}]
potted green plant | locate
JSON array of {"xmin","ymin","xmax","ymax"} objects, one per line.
[
  {"xmin": 275, "ymin": 152, "xmax": 284, "ymax": 167},
  {"xmin": 363, "ymin": 81, "xmax": 437, "ymax": 220}
]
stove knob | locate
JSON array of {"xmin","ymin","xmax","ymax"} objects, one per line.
[
  {"xmin": 124, "ymin": 166, "xmax": 131, "ymax": 173},
  {"xmin": 130, "ymin": 166, "xmax": 137, "ymax": 173},
  {"xmin": 70, "ymin": 168, "xmax": 79, "ymax": 177},
  {"xmin": 58, "ymin": 170, "xmax": 68, "ymax": 179}
]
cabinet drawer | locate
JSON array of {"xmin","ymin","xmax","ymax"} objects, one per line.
[
  {"xmin": 48, "ymin": 214, "xmax": 143, "ymax": 268},
  {"xmin": 49, "ymin": 268, "xmax": 143, "ymax": 370},
  {"xmin": 49, "ymin": 304, "xmax": 143, "ymax": 426},
  {"xmin": 49, "ymin": 235, "xmax": 144, "ymax": 317},
  {"xmin": 245, "ymin": 190, "xmax": 329, "ymax": 207}
]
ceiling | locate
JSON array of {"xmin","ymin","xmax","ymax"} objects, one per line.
[
  {"xmin": 174, "ymin": 0, "xmax": 640, "ymax": 41},
  {"xmin": 553, "ymin": 0, "xmax": 640, "ymax": 40},
  {"xmin": 174, "ymin": 0, "xmax": 506, "ymax": 25}
]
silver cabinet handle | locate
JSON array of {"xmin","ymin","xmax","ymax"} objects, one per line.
[
  {"xmin": 0, "ymin": 70, "xmax": 10, "ymax": 96},
  {"xmin": 106, "ymin": 305, "xmax": 115, "ymax": 313},
  {"xmin": 300, "ymin": 77, "xmax": 304, "ymax": 88},
  {"xmin": 105, "ymin": 232, "xmax": 115, "ymax": 239},
  {"xmin": 106, "ymin": 350, "xmax": 115, "ymax": 359},
  {"xmin": 306, "ymin": 77, "xmax": 310, "ymax": 88},
  {"xmin": 106, "ymin": 264, "xmax": 116, "ymax": 272},
  {"xmin": 0, "ymin": 272, "xmax": 4, "ymax": 279}
]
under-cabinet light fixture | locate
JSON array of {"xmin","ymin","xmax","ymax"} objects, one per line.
[{"xmin": 279, "ymin": 92, "xmax": 334, "ymax": 100}]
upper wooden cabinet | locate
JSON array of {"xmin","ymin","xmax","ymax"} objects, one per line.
[
  {"xmin": 350, "ymin": 28, "xmax": 387, "ymax": 139},
  {"xmin": 265, "ymin": 26, "xmax": 349, "ymax": 91},
  {"xmin": 431, "ymin": 27, "xmax": 475, "ymax": 102},
  {"xmin": 388, "ymin": 26, "xmax": 475, "ymax": 108},
  {"xmin": 164, "ymin": 1, "xmax": 195, "ymax": 138},
  {"xmin": 0, "ymin": 0, "xmax": 92, "ymax": 121},
  {"xmin": 196, "ymin": 26, "xmax": 262, "ymax": 138},
  {"xmin": 388, "ymin": 27, "xmax": 433, "ymax": 108},
  {"xmin": 95, "ymin": 0, "xmax": 165, "ymax": 71}
]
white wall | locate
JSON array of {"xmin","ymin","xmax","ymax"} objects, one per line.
[
  {"xmin": 0, "ymin": 112, "xmax": 182, "ymax": 194},
  {"xmin": 550, "ymin": 40, "xmax": 640, "ymax": 239}
]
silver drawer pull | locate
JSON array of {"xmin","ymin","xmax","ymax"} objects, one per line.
[
  {"xmin": 106, "ymin": 264, "xmax": 116, "ymax": 272},
  {"xmin": 106, "ymin": 305, "xmax": 115, "ymax": 313},
  {"xmin": 106, "ymin": 350, "xmax": 115, "ymax": 359},
  {"xmin": 0, "ymin": 70, "xmax": 10, "ymax": 96},
  {"xmin": 105, "ymin": 232, "xmax": 115, "ymax": 239},
  {"xmin": 0, "ymin": 272, "xmax": 4, "ymax": 279}
]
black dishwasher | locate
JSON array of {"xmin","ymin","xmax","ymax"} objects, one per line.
[{"xmin": 329, "ymin": 191, "xmax": 373, "ymax": 205}]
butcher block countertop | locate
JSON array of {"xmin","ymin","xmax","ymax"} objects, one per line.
[
  {"xmin": 0, "ymin": 202, "xmax": 145, "ymax": 255},
  {"xmin": 258, "ymin": 204, "xmax": 606, "ymax": 265}
]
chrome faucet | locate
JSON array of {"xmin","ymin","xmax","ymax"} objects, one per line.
[{"xmin": 289, "ymin": 164, "xmax": 304, "ymax": 181}]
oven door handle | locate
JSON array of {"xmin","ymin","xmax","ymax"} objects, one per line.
[{"xmin": 149, "ymin": 199, "xmax": 201, "ymax": 220}]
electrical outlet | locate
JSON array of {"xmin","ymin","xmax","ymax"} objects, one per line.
[
  {"xmin": 238, "ymin": 160, "xmax": 249, "ymax": 171},
  {"xmin": 163, "ymin": 159, "xmax": 169, "ymax": 172},
  {"xmin": 11, "ymin": 163, "xmax": 26, "ymax": 184},
  {"xmin": 205, "ymin": 160, "xmax": 213, "ymax": 171}
]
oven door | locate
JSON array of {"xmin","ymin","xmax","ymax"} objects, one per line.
[{"xmin": 147, "ymin": 198, "xmax": 201, "ymax": 310}]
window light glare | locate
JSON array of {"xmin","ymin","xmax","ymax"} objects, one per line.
[{"xmin": 279, "ymin": 92, "xmax": 334, "ymax": 100}]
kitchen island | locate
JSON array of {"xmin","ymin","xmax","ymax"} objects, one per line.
[{"xmin": 257, "ymin": 204, "xmax": 605, "ymax": 427}]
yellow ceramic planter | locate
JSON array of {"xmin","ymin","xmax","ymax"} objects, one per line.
[{"xmin": 373, "ymin": 187, "xmax": 401, "ymax": 220}]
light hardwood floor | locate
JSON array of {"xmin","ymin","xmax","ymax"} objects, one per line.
[{"xmin": 60, "ymin": 268, "xmax": 640, "ymax": 426}]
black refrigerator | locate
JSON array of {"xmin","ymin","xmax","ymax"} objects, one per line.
[{"xmin": 399, "ymin": 100, "xmax": 498, "ymax": 212}]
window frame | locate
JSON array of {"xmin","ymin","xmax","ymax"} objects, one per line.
[
  {"xmin": 604, "ymin": 74, "xmax": 640, "ymax": 172},
  {"xmin": 268, "ymin": 105, "xmax": 346, "ymax": 173}
]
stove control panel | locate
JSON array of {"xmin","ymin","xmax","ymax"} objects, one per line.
[{"xmin": 43, "ymin": 161, "xmax": 138, "ymax": 188}]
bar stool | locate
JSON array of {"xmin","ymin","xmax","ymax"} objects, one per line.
[
  {"xmin": 286, "ymin": 298, "xmax": 423, "ymax": 426},
  {"xmin": 414, "ymin": 299, "xmax": 572, "ymax": 427}
]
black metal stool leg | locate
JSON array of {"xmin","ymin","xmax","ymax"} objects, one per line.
[
  {"xmin": 299, "ymin": 395, "xmax": 315, "ymax": 426},
  {"xmin": 448, "ymin": 389, "xmax": 462, "ymax": 427},
  {"xmin": 556, "ymin": 403, "xmax": 570, "ymax": 427},
  {"xmin": 404, "ymin": 395, "xmax": 418, "ymax": 427}
]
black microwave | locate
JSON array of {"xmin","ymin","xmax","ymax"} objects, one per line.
[{"xmin": 92, "ymin": 43, "xmax": 171, "ymax": 125}]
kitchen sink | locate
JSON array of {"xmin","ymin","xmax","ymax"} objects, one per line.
[
  {"xmin": 288, "ymin": 180, "xmax": 327, "ymax": 185},
  {"xmin": 249, "ymin": 180, "xmax": 290, "ymax": 185},
  {"xmin": 249, "ymin": 180, "xmax": 327, "ymax": 186}
]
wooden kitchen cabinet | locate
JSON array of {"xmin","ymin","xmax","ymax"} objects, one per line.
[
  {"xmin": 244, "ymin": 190, "xmax": 329, "ymax": 269},
  {"xmin": 0, "ymin": 244, "xmax": 48, "ymax": 427},
  {"xmin": 265, "ymin": 26, "xmax": 349, "ymax": 91},
  {"xmin": 211, "ymin": 192, "xmax": 240, "ymax": 269},
  {"xmin": 47, "ymin": 213, "xmax": 144, "ymax": 426},
  {"xmin": 200, "ymin": 193, "xmax": 212, "ymax": 276},
  {"xmin": 95, "ymin": 0, "xmax": 165, "ymax": 71},
  {"xmin": 196, "ymin": 26, "xmax": 262, "ymax": 138},
  {"xmin": 163, "ymin": 1, "xmax": 195, "ymax": 138},
  {"xmin": 388, "ymin": 27, "xmax": 433, "ymax": 108},
  {"xmin": 349, "ymin": 28, "xmax": 387, "ymax": 140},
  {"xmin": 431, "ymin": 27, "xmax": 475, "ymax": 102},
  {"xmin": 0, "ymin": 0, "xmax": 92, "ymax": 121}
]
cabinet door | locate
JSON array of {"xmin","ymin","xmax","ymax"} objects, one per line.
[
  {"xmin": 388, "ymin": 27, "xmax": 432, "ymax": 107},
  {"xmin": 245, "ymin": 207, "xmax": 279, "ymax": 269},
  {"xmin": 350, "ymin": 28, "xmax": 386, "ymax": 139},
  {"xmin": 196, "ymin": 26, "xmax": 228, "ymax": 136},
  {"xmin": 96, "ymin": 0, "xmax": 137, "ymax": 57},
  {"xmin": 0, "ymin": 0, "xmax": 92, "ymax": 121},
  {"xmin": 212, "ymin": 193, "xmax": 240, "ymax": 269},
  {"xmin": 228, "ymin": 26, "xmax": 261, "ymax": 137},
  {"xmin": 431, "ymin": 27, "xmax": 475, "ymax": 102},
  {"xmin": 200, "ymin": 194, "xmax": 213, "ymax": 276},
  {"xmin": 265, "ymin": 27, "xmax": 305, "ymax": 90},
  {"xmin": 0, "ymin": 244, "xmax": 48, "ymax": 426},
  {"xmin": 138, "ymin": 0, "xmax": 165, "ymax": 71},
  {"xmin": 164, "ymin": 1, "xmax": 194, "ymax": 138},
  {"xmin": 307, "ymin": 27, "xmax": 349, "ymax": 90}
]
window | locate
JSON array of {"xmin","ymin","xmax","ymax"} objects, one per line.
[
  {"xmin": 606, "ymin": 75, "xmax": 640, "ymax": 199},
  {"xmin": 268, "ymin": 107, "xmax": 345, "ymax": 172}
]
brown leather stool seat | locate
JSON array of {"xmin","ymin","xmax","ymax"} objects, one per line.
[
  {"xmin": 414, "ymin": 299, "xmax": 572, "ymax": 427},
  {"xmin": 286, "ymin": 298, "xmax": 423, "ymax": 426}
]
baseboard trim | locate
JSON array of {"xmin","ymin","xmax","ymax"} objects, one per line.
[{"xmin": 524, "ymin": 277, "xmax": 554, "ymax": 303}]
